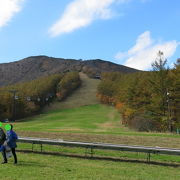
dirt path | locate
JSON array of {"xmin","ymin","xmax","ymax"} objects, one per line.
[{"xmin": 44, "ymin": 72, "xmax": 100, "ymax": 111}]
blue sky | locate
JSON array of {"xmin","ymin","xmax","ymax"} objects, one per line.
[{"xmin": 0, "ymin": 0, "xmax": 179, "ymax": 70}]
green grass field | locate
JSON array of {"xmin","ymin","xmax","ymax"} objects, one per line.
[
  {"xmin": 16, "ymin": 104, "xmax": 122, "ymax": 133},
  {"xmin": 13, "ymin": 104, "xmax": 180, "ymax": 149},
  {"xmin": 0, "ymin": 152, "xmax": 179, "ymax": 180}
]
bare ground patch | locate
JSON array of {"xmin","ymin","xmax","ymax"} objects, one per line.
[
  {"xmin": 48, "ymin": 128, "xmax": 84, "ymax": 132},
  {"xmin": 98, "ymin": 122, "xmax": 117, "ymax": 129}
]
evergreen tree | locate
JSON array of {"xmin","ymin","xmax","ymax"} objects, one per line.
[{"xmin": 148, "ymin": 51, "xmax": 169, "ymax": 116}]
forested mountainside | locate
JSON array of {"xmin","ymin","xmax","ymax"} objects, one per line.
[{"xmin": 0, "ymin": 55, "xmax": 139, "ymax": 86}]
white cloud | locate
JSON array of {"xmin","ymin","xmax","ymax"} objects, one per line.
[
  {"xmin": 0, "ymin": 0, "xmax": 24, "ymax": 28},
  {"xmin": 49, "ymin": 0, "xmax": 129, "ymax": 37},
  {"xmin": 115, "ymin": 31, "xmax": 179, "ymax": 70}
]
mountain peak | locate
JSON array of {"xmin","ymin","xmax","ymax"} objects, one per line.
[{"xmin": 0, "ymin": 56, "xmax": 139, "ymax": 87}]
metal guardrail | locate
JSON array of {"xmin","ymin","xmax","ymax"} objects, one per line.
[{"xmin": 18, "ymin": 137, "xmax": 180, "ymax": 162}]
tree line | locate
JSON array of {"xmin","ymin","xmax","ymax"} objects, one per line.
[
  {"xmin": 56, "ymin": 72, "xmax": 81, "ymax": 101},
  {"xmin": 0, "ymin": 72, "xmax": 81, "ymax": 121},
  {"xmin": 97, "ymin": 53, "xmax": 180, "ymax": 132}
]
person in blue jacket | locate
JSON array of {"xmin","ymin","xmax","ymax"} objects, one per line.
[{"xmin": 2, "ymin": 124, "xmax": 18, "ymax": 164}]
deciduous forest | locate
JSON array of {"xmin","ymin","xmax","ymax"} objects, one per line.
[
  {"xmin": 97, "ymin": 53, "xmax": 180, "ymax": 132},
  {"xmin": 0, "ymin": 72, "xmax": 81, "ymax": 121}
]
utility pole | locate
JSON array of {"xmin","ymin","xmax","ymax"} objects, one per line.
[{"xmin": 9, "ymin": 90, "xmax": 18, "ymax": 122}]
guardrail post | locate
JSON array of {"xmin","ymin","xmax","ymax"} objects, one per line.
[
  {"xmin": 90, "ymin": 147, "xmax": 94, "ymax": 158},
  {"xmin": 40, "ymin": 144, "xmax": 43, "ymax": 152},
  {"xmin": 147, "ymin": 152, "xmax": 151, "ymax": 162},
  {"xmin": 85, "ymin": 147, "xmax": 88, "ymax": 157},
  {"xmin": 32, "ymin": 142, "xmax": 34, "ymax": 152},
  {"xmin": 85, "ymin": 147, "xmax": 94, "ymax": 158}
]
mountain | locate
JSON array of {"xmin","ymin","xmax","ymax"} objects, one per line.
[{"xmin": 0, "ymin": 55, "xmax": 139, "ymax": 86}]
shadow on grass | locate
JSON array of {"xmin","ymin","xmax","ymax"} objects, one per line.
[
  {"xmin": 16, "ymin": 162, "xmax": 46, "ymax": 168},
  {"xmin": 17, "ymin": 150, "xmax": 180, "ymax": 168},
  {"xmin": 3, "ymin": 160, "xmax": 46, "ymax": 168},
  {"xmin": 15, "ymin": 113, "xmax": 47, "ymax": 123}
]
